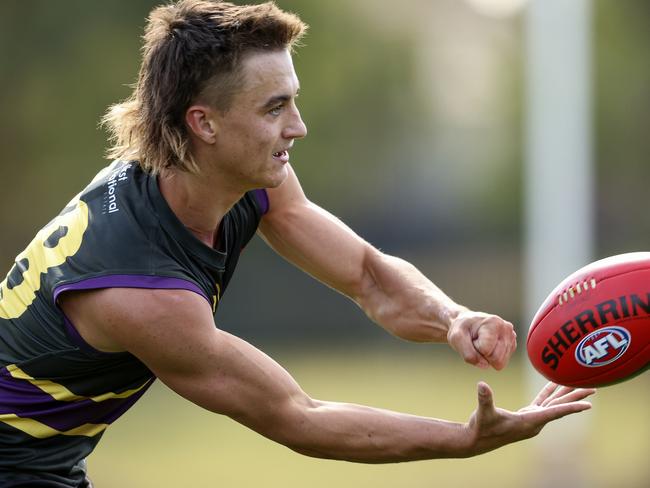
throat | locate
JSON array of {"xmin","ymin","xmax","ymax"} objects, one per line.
[{"xmin": 188, "ymin": 223, "xmax": 223, "ymax": 250}]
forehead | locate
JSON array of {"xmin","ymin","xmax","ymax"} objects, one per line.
[{"xmin": 236, "ymin": 50, "xmax": 299, "ymax": 104}]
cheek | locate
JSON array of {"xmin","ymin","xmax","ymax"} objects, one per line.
[{"xmin": 222, "ymin": 119, "xmax": 276, "ymax": 160}]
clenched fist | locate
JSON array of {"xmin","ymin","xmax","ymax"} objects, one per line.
[{"xmin": 447, "ymin": 310, "xmax": 517, "ymax": 370}]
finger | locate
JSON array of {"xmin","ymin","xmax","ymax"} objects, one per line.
[
  {"xmin": 504, "ymin": 335, "xmax": 517, "ymax": 368},
  {"xmin": 508, "ymin": 327, "xmax": 518, "ymax": 356},
  {"xmin": 472, "ymin": 325, "xmax": 498, "ymax": 358},
  {"xmin": 502, "ymin": 322, "xmax": 517, "ymax": 365},
  {"xmin": 531, "ymin": 382, "xmax": 560, "ymax": 406},
  {"xmin": 523, "ymin": 401, "xmax": 592, "ymax": 425},
  {"xmin": 493, "ymin": 330, "xmax": 517, "ymax": 371},
  {"xmin": 468, "ymin": 339, "xmax": 490, "ymax": 369},
  {"xmin": 484, "ymin": 337, "xmax": 509, "ymax": 370},
  {"xmin": 543, "ymin": 388, "xmax": 597, "ymax": 407},
  {"xmin": 539, "ymin": 385, "xmax": 574, "ymax": 407},
  {"xmin": 473, "ymin": 320, "xmax": 516, "ymax": 370},
  {"xmin": 450, "ymin": 329, "xmax": 489, "ymax": 369}
]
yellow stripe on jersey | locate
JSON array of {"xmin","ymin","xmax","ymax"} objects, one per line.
[
  {"xmin": 0, "ymin": 199, "xmax": 89, "ymax": 319},
  {"xmin": 6, "ymin": 364, "xmax": 152, "ymax": 402},
  {"xmin": 0, "ymin": 413, "xmax": 107, "ymax": 439}
]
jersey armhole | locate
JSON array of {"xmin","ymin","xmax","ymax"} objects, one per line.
[
  {"xmin": 252, "ymin": 189, "xmax": 270, "ymax": 215},
  {"xmin": 52, "ymin": 274, "xmax": 210, "ymax": 355}
]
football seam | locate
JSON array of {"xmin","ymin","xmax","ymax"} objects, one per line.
[{"xmin": 526, "ymin": 266, "xmax": 650, "ymax": 347}]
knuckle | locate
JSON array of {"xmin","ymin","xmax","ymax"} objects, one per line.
[
  {"xmin": 447, "ymin": 330, "xmax": 461, "ymax": 346},
  {"xmin": 478, "ymin": 336, "xmax": 497, "ymax": 352},
  {"xmin": 464, "ymin": 353, "xmax": 480, "ymax": 365}
]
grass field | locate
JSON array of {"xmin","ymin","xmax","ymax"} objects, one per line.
[{"xmin": 89, "ymin": 347, "xmax": 649, "ymax": 487}]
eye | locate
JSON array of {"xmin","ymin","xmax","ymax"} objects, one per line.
[{"xmin": 268, "ymin": 104, "xmax": 284, "ymax": 116}]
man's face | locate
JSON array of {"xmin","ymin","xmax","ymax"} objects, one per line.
[{"xmin": 206, "ymin": 49, "xmax": 307, "ymax": 191}]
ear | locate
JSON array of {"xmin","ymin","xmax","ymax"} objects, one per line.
[{"xmin": 185, "ymin": 105, "xmax": 218, "ymax": 144}]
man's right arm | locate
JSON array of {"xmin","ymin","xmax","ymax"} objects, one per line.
[{"xmin": 59, "ymin": 288, "xmax": 594, "ymax": 463}]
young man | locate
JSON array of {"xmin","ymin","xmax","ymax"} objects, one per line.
[{"xmin": 0, "ymin": 1, "xmax": 594, "ymax": 486}]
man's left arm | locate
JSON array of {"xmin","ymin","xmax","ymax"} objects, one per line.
[{"xmin": 258, "ymin": 165, "xmax": 516, "ymax": 370}]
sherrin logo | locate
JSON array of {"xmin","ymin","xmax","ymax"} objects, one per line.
[{"xmin": 575, "ymin": 326, "xmax": 631, "ymax": 367}]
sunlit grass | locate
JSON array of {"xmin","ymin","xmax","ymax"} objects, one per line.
[{"xmin": 89, "ymin": 347, "xmax": 649, "ymax": 488}]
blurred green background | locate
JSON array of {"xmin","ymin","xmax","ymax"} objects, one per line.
[{"xmin": 1, "ymin": 0, "xmax": 649, "ymax": 486}]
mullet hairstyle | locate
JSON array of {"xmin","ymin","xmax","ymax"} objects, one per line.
[{"xmin": 102, "ymin": 0, "xmax": 307, "ymax": 174}]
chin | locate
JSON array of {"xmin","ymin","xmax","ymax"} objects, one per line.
[{"xmin": 263, "ymin": 166, "xmax": 289, "ymax": 189}]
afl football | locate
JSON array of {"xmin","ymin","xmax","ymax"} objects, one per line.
[{"xmin": 527, "ymin": 253, "xmax": 650, "ymax": 387}]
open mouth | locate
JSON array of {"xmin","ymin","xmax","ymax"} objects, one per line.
[{"xmin": 273, "ymin": 150, "xmax": 287, "ymax": 158}]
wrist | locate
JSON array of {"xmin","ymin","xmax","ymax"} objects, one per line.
[
  {"xmin": 434, "ymin": 421, "xmax": 477, "ymax": 459},
  {"xmin": 440, "ymin": 303, "xmax": 468, "ymax": 331},
  {"xmin": 410, "ymin": 302, "xmax": 469, "ymax": 344}
]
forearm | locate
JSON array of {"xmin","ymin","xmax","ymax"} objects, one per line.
[
  {"xmin": 275, "ymin": 397, "xmax": 473, "ymax": 463},
  {"xmin": 355, "ymin": 249, "xmax": 466, "ymax": 343},
  {"xmin": 165, "ymin": 332, "xmax": 475, "ymax": 463},
  {"xmin": 260, "ymin": 183, "xmax": 515, "ymax": 366}
]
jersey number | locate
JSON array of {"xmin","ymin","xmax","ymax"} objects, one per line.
[{"xmin": 0, "ymin": 199, "xmax": 89, "ymax": 319}]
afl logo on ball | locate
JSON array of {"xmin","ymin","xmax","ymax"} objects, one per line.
[{"xmin": 575, "ymin": 326, "xmax": 631, "ymax": 367}]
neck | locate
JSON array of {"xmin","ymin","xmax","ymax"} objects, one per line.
[{"xmin": 158, "ymin": 168, "xmax": 244, "ymax": 248}]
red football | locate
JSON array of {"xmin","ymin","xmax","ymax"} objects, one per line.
[{"xmin": 527, "ymin": 252, "xmax": 650, "ymax": 387}]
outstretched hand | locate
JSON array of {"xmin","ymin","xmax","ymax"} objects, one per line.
[
  {"xmin": 447, "ymin": 310, "xmax": 517, "ymax": 370},
  {"xmin": 464, "ymin": 381, "xmax": 595, "ymax": 456}
]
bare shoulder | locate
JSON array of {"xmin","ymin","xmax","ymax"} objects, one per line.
[{"xmin": 59, "ymin": 287, "xmax": 214, "ymax": 356}]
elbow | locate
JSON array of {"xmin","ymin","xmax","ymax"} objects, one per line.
[
  {"xmin": 262, "ymin": 397, "xmax": 353, "ymax": 462},
  {"xmin": 246, "ymin": 393, "xmax": 324, "ymax": 454},
  {"xmin": 274, "ymin": 397, "xmax": 329, "ymax": 456},
  {"xmin": 353, "ymin": 248, "xmax": 391, "ymax": 317}
]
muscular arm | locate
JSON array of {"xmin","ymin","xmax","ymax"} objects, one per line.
[
  {"xmin": 60, "ymin": 288, "xmax": 593, "ymax": 462},
  {"xmin": 259, "ymin": 165, "xmax": 516, "ymax": 369}
]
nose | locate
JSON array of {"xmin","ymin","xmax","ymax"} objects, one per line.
[{"xmin": 283, "ymin": 107, "xmax": 307, "ymax": 140}]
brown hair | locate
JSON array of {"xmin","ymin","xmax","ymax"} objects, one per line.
[{"xmin": 102, "ymin": 0, "xmax": 307, "ymax": 173}]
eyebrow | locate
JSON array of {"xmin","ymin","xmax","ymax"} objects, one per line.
[
  {"xmin": 262, "ymin": 95, "xmax": 291, "ymax": 109},
  {"xmin": 261, "ymin": 89, "xmax": 300, "ymax": 109}
]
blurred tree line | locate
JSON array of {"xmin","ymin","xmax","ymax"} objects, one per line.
[{"xmin": 0, "ymin": 0, "xmax": 648, "ymax": 347}]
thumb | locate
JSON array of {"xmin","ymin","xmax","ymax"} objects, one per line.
[
  {"xmin": 477, "ymin": 381, "xmax": 495, "ymax": 411},
  {"xmin": 448, "ymin": 325, "xmax": 489, "ymax": 369}
]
